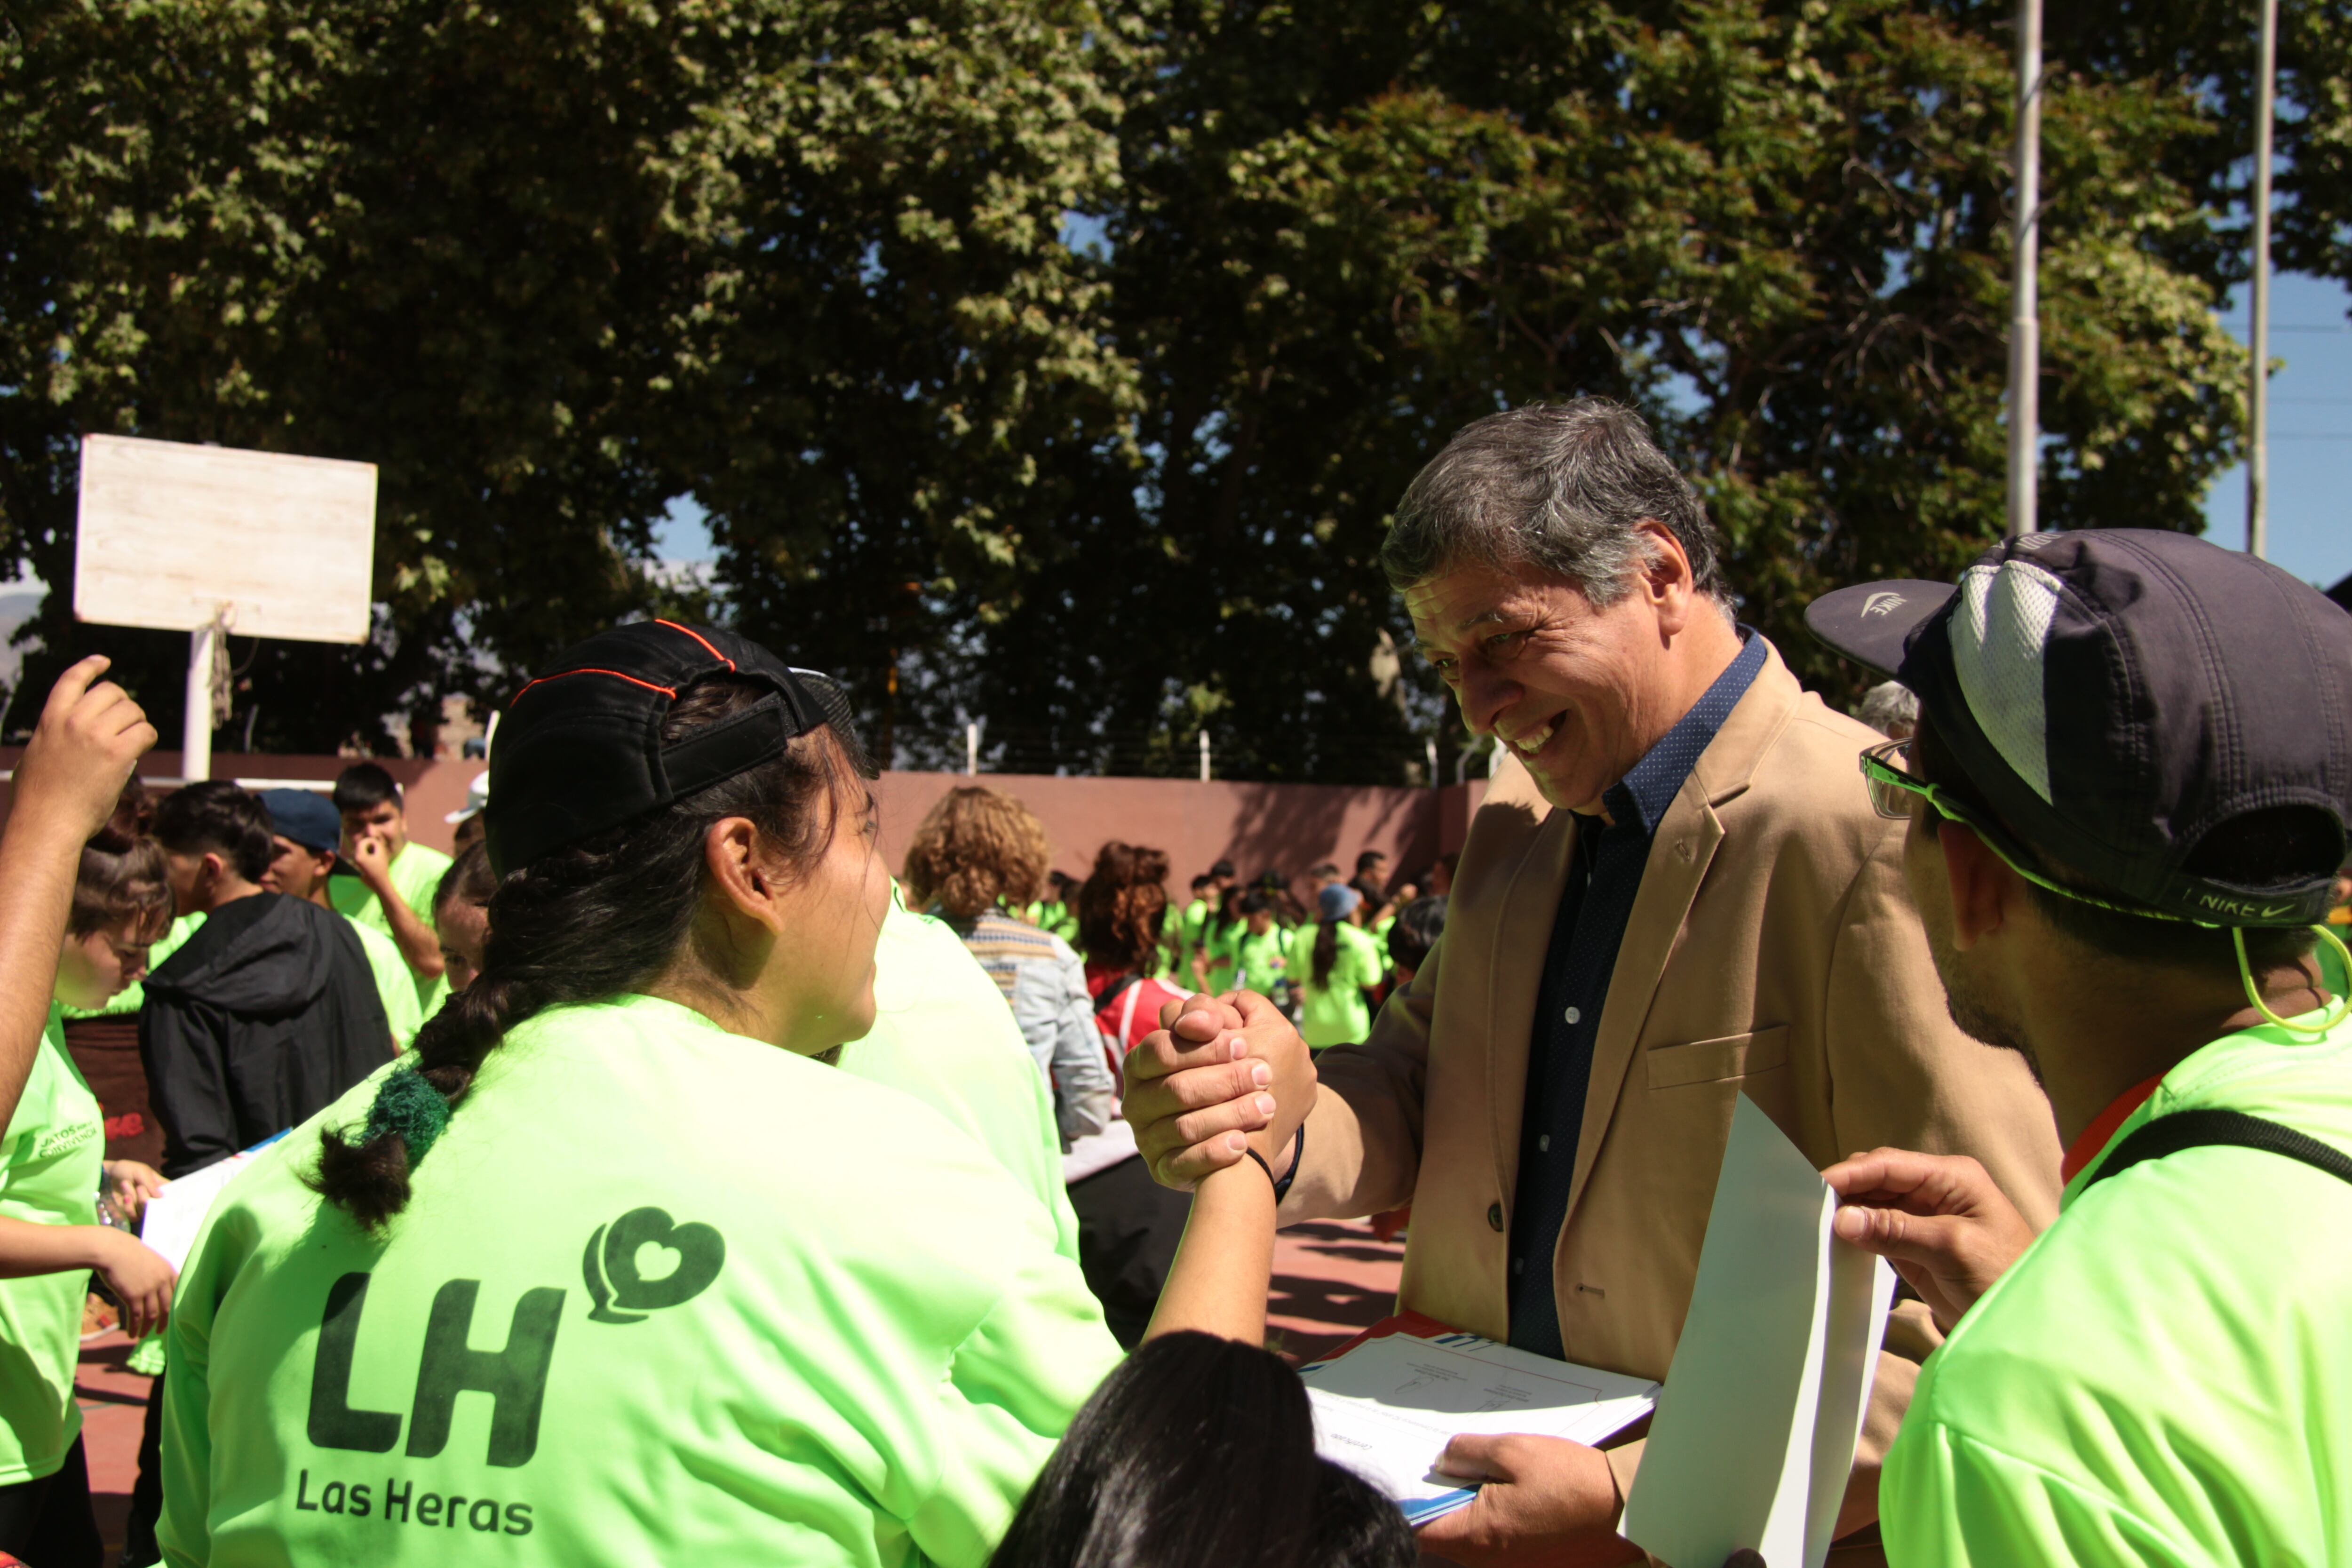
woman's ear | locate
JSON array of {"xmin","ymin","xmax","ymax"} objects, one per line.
[{"xmin": 701, "ymin": 817, "xmax": 788, "ymax": 934}]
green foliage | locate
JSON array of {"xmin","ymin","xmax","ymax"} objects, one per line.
[{"xmin": 1, "ymin": 0, "xmax": 2326, "ymax": 772}]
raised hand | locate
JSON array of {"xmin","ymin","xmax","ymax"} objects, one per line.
[
  {"xmin": 11, "ymin": 657, "xmax": 156, "ymax": 845},
  {"xmin": 1824, "ymin": 1147, "xmax": 2035, "ymax": 1332}
]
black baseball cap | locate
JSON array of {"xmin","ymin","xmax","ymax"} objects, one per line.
[
  {"xmin": 485, "ymin": 620, "xmax": 860, "ymax": 876},
  {"xmin": 260, "ymin": 788, "xmax": 342, "ymax": 855},
  {"xmin": 1806, "ymin": 529, "xmax": 2352, "ymax": 927}
]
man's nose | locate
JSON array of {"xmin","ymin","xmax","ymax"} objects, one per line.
[{"xmin": 1454, "ymin": 668, "xmax": 1516, "ymax": 736}]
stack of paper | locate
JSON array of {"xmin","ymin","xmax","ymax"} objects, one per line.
[
  {"xmin": 1619, "ymin": 1096, "xmax": 1897, "ymax": 1568},
  {"xmin": 137, "ymin": 1131, "xmax": 287, "ymax": 1272},
  {"xmin": 1301, "ymin": 1314, "xmax": 1658, "ymax": 1524}
]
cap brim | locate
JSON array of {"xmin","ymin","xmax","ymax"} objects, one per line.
[
  {"xmin": 1804, "ymin": 580, "xmax": 1956, "ymax": 678},
  {"xmin": 445, "ymin": 807, "xmax": 482, "ymax": 824}
]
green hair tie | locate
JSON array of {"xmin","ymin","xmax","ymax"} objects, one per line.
[{"xmin": 361, "ymin": 1066, "xmax": 453, "ymax": 1166}]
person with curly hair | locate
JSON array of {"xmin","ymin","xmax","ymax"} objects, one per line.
[{"xmin": 903, "ymin": 788, "xmax": 1116, "ymax": 1153}]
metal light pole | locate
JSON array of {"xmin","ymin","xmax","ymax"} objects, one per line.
[
  {"xmin": 2006, "ymin": 0, "xmax": 2044, "ymax": 540},
  {"xmin": 2248, "ymin": 0, "xmax": 2279, "ymax": 559}
]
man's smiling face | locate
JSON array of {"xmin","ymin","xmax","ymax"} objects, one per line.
[{"xmin": 1406, "ymin": 557, "xmax": 1677, "ymax": 815}]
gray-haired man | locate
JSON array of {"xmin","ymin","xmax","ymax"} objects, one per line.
[{"xmin": 1125, "ymin": 399, "xmax": 2061, "ymax": 1564}]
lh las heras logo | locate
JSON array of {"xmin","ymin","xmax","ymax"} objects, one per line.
[{"xmin": 294, "ymin": 1208, "xmax": 726, "ymax": 1536}]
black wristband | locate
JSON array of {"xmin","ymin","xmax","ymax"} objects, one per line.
[
  {"xmin": 1242, "ymin": 1148, "xmax": 1276, "ymax": 1189},
  {"xmin": 1271, "ymin": 1122, "xmax": 1303, "ymax": 1203}
]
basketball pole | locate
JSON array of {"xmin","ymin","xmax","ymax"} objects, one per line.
[{"xmin": 2005, "ymin": 0, "xmax": 2043, "ymax": 540}]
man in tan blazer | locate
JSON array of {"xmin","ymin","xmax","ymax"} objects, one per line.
[{"xmin": 1125, "ymin": 399, "xmax": 2061, "ymax": 1566}]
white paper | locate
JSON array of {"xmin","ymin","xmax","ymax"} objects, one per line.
[
  {"xmin": 1303, "ymin": 1329, "xmax": 1658, "ymax": 1525},
  {"xmin": 137, "ymin": 1141, "xmax": 276, "ymax": 1272},
  {"xmin": 1619, "ymin": 1096, "xmax": 1896, "ymax": 1568}
]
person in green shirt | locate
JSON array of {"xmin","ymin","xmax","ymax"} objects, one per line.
[
  {"xmin": 1213, "ymin": 892, "xmax": 1289, "ymax": 1002},
  {"xmin": 328, "ymin": 763, "xmax": 453, "ymax": 1018},
  {"xmin": 161, "ymin": 621, "xmax": 1120, "ymax": 1568},
  {"xmin": 0, "ymin": 661, "xmax": 177, "ymax": 1566},
  {"xmin": 258, "ymin": 790, "xmax": 425, "ymax": 1049},
  {"xmin": 430, "ymin": 844, "xmax": 495, "ymax": 997},
  {"xmin": 1022, "ymin": 870, "xmax": 1081, "ymax": 946},
  {"xmin": 843, "ymin": 885, "xmax": 1088, "ymax": 1265},
  {"xmin": 1800, "ymin": 532, "xmax": 2352, "ymax": 1567},
  {"xmin": 1287, "ymin": 883, "xmax": 1383, "ymax": 1048}
]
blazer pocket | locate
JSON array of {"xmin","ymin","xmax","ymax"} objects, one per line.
[{"xmin": 1645, "ymin": 1025, "xmax": 1790, "ymax": 1090}]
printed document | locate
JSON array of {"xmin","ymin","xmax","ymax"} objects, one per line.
[{"xmin": 1302, "ymin": 1321, "xmax": 1657, "ymax": 1524}]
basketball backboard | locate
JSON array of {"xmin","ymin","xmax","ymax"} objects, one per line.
[{"xmin": 74, "ymin": 434, "xmax": 377, "ymax": 644}]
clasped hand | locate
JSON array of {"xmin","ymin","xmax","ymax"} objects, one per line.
[{"xmin": 1120, "ymin": 989, "xmax": 1317, "ymax": 1189}]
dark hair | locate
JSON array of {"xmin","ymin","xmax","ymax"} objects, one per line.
[
  {"xmin": 1189, "ymin": 874, "xmax": 1213, "ymax": 893},
  {"xmin": 153, "ymin": 780, "xmax": 276, "ymax": 885},
  {"xmin": 1307, "ymin": 862, "xmax": 1339, "ymax": 879},
  {"xmin": 1912, "ymin": 718, "xmax": 2320, "ymax": 973},
  {"xmin": 1209, "ymin": 881, "xmax": 1246, "ymax": 940},
  {"xmin": 1386, "ymin": 895, "xmax": 1447, "ymax": 976},
  {"xmin": 433, "ymin": 841, "xmax": 497, "ymax": 918},
  {"xmin": 311, "ymin": 677, "xmax": 869, "ymax": 1231},
  {"xmin": 331, "ymin": 761, "xmax": 402, "ymax": 814},
  {"xmin": 1047, "ymin": 869, "xmax": 1079, "ymax": 897},
  {"xmin": 71, "ymin": 782, "xmax": 173, "ymax": 942},
  {"xmin": 1311, "ymin": 920, "xmax": 1339, "ymax": 986},
  {"xmin": 1077, "ymin": 842, "xmax": 1170, "ymax": 971},
  {"xmin": 1355, "ymin": 850, "xmax": 1386, "ymax": 874},
  {"xmin": 1209, "ymin": 859, "xmax": 1235, "ymax": 881},
  {"xmin": 1236, "ymin": 891, "xmax": 1270, "ymax": 918},
  {"xmin": 1381, "ymin": 397, "xmax": 1732, "ymax": 607},
  {"xmin": 988, "ymin": 1332, "xmax": 1414, "ymax": 1568}
]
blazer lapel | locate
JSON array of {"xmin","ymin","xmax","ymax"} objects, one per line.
[{"xmin": 1561, "ymin": 645, "xmax": 1804, "ymax": 1219}]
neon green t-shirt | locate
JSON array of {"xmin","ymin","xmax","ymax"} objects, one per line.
[
  {"xmin": 1288, "ymin": 922, "xmax": 1383, "ymax": 1048},
  {"xmin": 842, "ymin": 897, "xmax": 1086, "ymax": 1265},
  {"xmin": 0, "ymin": 1005, "xmax": 104, "ymax": 1483},
  {"xmin": 160, "ymin": 993, "xmax": 1120, "ymax": 1568},
  {"xmin": 330, "ymin": 841, "xmax": 453, "ymax": 1018},
  {"xmin": 60, "ymin": 911, "xmax": 205, "ymax": 1021},
  {"xmin": 346, "ymin": 917, "xmax": 425, "ymax": 1051},
  {"xmin": 1213, "ymin": 924, "xmax": 1288, "ymax": 997},
  {"xmin": 1882, "ymin": 1007, "xmax": 2352, "ymax": 1567},
  {"xmin": 1021, "ymin": 900, "xmax": 1079, "ymax": 946}
]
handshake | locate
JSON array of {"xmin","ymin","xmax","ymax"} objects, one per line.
[{"xmin": 1125, "ymin": 989, "xmax": 1319, "ymax": 1192}]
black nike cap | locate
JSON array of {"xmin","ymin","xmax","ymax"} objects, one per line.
[
  {"xmin": 485, "ymin": 620, "xmax": 861, "ymax": 877},
  {"xmin": 1806, "ymin": 530, "xmax": 2352, "ymax": 927}
]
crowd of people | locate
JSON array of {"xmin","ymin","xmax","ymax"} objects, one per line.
[{"xmin": 0, "ymin": 399, "xmax": 2336, "ymax": 1568}]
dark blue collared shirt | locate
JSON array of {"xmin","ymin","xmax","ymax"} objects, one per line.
[{"xmin": 1506, "ymin": 630, "xmax": 1767, "ymax": 1359}]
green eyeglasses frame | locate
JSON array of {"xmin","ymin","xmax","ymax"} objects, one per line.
[{"xmin": 1857, "ymin": 739, "xmax": 2351, "ymax": 1037}]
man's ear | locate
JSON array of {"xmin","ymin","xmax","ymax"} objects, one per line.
[
  {"xmin": 1938, "ymin": 822, "xmax": 2019, "ymax": 950},
  {"xmin": 1634, "ymin": 518, "xmax": 1699, "ymax": 636}
]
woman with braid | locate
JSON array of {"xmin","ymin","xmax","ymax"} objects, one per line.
[{"xmin": 156, "ymin": 623, "xmax": 1122, "ymax": 1568}]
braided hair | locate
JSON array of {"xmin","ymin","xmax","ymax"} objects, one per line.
[{"xmin": 310, "ymin": 676, "xmax": 868, "ymax": 1232}]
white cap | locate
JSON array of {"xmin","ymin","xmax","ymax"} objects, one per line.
[{"xmin": 444, "ymin": 771, "xmax": 490, "ymax": 825}]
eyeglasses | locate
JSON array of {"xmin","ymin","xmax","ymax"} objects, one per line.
[{"xmin": 1857, "ymin": 738, "xmax": 2352, "ymax": 1036}]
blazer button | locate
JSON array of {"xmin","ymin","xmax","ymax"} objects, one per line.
[{"xmin": 1486, "ymin": 1202, "xmax": 1505, "ymax": 1232}]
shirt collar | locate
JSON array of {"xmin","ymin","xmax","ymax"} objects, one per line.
[
  {"xmin": 2060, "ymin": 1073, "xmax": 2168, "ymax": 1186},
  {"xmin": 1600, "ymin": 629, "xmax": 1766, "ymax": 836}
]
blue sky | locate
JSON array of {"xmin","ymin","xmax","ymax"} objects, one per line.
[{"xmin": 2203, "ymin": 270, "xmax": 2352, "ymax": 591}]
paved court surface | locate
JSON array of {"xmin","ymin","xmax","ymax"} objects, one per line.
[{"xmin": 76, "ymin": 1329, "xmax": 146, "ymax": 1560}]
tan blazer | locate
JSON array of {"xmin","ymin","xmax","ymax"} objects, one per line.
[{"xmin": 1286, "ymin": 641, "xmax": 2062, "ymax": 1529}]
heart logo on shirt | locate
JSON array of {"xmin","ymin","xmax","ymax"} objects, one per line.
[{"xmin": 582, "ymin": 1207, "xmax": 727, "ymax": 1324}]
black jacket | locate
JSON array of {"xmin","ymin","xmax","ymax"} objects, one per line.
[{"xmin": 139, "ymin": 892, "xmax": 396, "ymax": 1178}]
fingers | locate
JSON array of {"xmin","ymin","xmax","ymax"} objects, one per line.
[
  {"xmin": 1823, "ymin": 1148, "xmax": 1991, "ymax": 1213},
  {"xmin": 1125, "ymin": 1025, "xmax": 1253, "ymax": 1086},
  {"xmin": 1432, "ymin": 1431, "xmax": 1520, "ymax": 1483},
  {"xmin": 1168, "ymin": 1089, "xmax": 1279, "ymax": 1150},
  {"xmin": 1157, "ymin": 1131, "xmax": 1253, "ymax": 1188},
  {"xmin": 1160, "ymin": 993, "xmax": 1240, "ymax": 1034},
  {"xmin": 40, "ymin": 655, "xmax": 111, "ymax": 718},
  {"xmin": 1829, "ymin": 1202, "xmax": 1974, "ymax": 1269}
]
